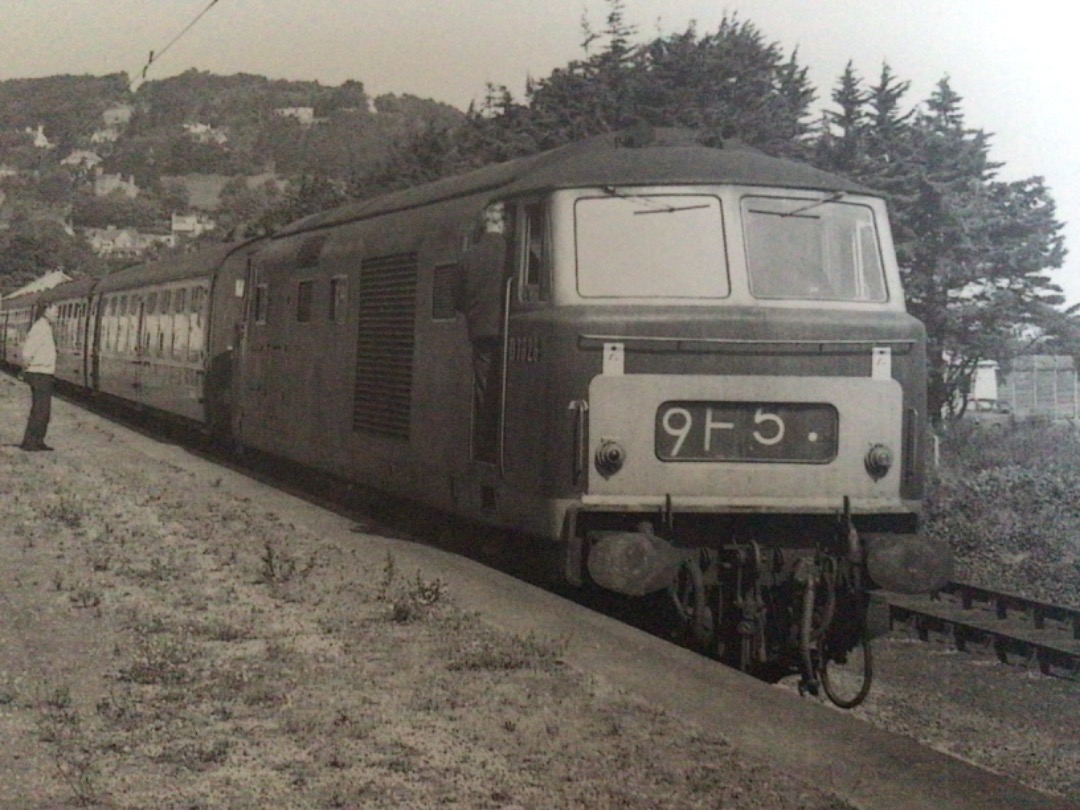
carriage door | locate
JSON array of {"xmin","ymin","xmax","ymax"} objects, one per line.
[
  {"xmin": 237, "ymin": 258, "xmax": 278, "ymax": 447},
  {"xmin": 89, "ymin": 295, "xmax": 103, "ymax": 390},
  {"xmin": 132, "ymin": 295, "xmax": 147, "ymax": 396}
]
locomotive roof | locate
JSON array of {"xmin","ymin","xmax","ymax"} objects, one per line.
[{"xmin": 277, "ymin": 128, "xmax": 873, "ymax": 238}]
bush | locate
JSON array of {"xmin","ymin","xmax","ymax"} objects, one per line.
[{"xmin": 928, "ymin": 422, "xmax": 1080, "ymax": 604}]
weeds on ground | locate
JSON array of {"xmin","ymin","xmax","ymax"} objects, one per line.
[
  {"xmin": 446, "ymin": 627, "xmax": 567, "ymax": 672},
  {"xmin": 118, "ymin": 629, "xmax": 197, "ymax": 686},
  {"xmin": 69, "ymin": 583, "xmax": 103, "ymax": 609},
  {"xmin": 85, "ymin": 536, "xmax": 113, "ymax": 573},
  {"xmin": 155, "ymin": 738, "xmax": 231, "ymax": 772},
  {"xmin": 41, "ymin": 495, "xmax": 84, "ymax": 530},
  {"xmin": 35, "ymin": 684, "xmax": 103, "ymax": 807},
  {"xmin": 95, "ymin": 685, "xmax": 144, "ymax": 732},
  {"xmin": 257, "ymin": 540, "xmax": 317, "ymax": 593},
  {"xmin": 377, "ymin": 551, "xmax": 446, "ymax": 622},
  {"xmin": 188, "ymin": 616, "xmax": 252, "ymax": 642}
]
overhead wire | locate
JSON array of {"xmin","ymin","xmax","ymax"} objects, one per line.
[{"xmin": 130, "ymin": 0, "xmax": 223, "ymax": 89}]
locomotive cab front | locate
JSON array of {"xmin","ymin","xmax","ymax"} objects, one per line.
[{"xmin": 492, "ymin": 159, "xmax": 950, "ymax": 693}]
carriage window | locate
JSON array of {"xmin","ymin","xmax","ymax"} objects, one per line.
[
  {"xmin": 161, "ymin": 290, "xmax": 171, "ymax": 314},
  {"xmin": 254, "ymin": 284, "xmax": 269, "ymax": 324},
  {"xmin": 296, "ymin": 280, "xmax": 314, "ymax": 323},
  {"xmin": 516, "ymin": 202, "xmax": 548, "ymax": 302},
  {"xmin": 742, "ymin": 195, "xmax": 888, "ymax": 302},
  {"xmin": 147, "ymin": 292, "xmax": 158, "ymax": 313},
  {"xmin": 176, "ymin": 288, "xmax": 188, "ymax": 313},
  {"xmin": 574, "ymin": 193, "xmax": 728, "ymax": 298}
]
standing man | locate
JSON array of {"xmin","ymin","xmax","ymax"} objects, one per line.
[
  {"xmin": 20, "ymin": 303, "xmax": 58, "ymax": 451},
  {"xmin": 461, "ymin": 203, "xmax": 508, "ymax": 464}
]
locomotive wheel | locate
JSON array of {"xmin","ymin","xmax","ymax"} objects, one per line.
[{"xmin": 819, "ymin": 629, "xmax": 873, "ymax": 709}]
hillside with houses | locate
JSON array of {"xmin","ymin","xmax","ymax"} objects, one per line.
[{"xmin": 0, "ymin": 70, "xmax": 462, "ymax": 293}]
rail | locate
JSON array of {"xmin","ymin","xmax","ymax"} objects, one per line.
[{"xmin": 884, "ymin": 581, "xmax": 1080, "ymax": 677}]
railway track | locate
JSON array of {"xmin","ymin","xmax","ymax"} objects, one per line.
[{"xmin": 884, "ymin": 581, "xmax": 1080, "ymax": 677}]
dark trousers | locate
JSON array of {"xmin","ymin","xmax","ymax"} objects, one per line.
[
  {"xmin": 471, "ymin": 338, "xmax": 502, "ymax": 464},
  {"xmin": 21, "ymin": 372, "xmax": 54, "ymax": 448}
]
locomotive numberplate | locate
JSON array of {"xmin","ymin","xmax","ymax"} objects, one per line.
[{"xmin": 655, "ymin": 402, "xmax": 838, "ymax": 462}]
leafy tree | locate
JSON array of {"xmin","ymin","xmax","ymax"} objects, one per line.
[
  {"xmin": 154, "ymin": 179, "xmax": 191, "ymax": 214},
  {"xmin": 818, "ymin": 70, "xmax": 1066, "ymax": 419},
  {"xmin": 0, "ymin": 219, "xmax": 104, "ymax": 292},
  {"xmin": 253, "ymin": 173, "xmax": 347, "ymax": 234},
  {"xmin": 71, "ymin": 190, "xmax": 165, "ymax": 230},
  {"xmin": 214, "ymin": 176, "xmax": 286, "ymax": 238},
  {"xmin": 0, "ymin": 74, "xmax": 129, "ymax": 151},
  {"xmin": 369, "ymin": 6, "xmax": 818, "ymax": 190}
]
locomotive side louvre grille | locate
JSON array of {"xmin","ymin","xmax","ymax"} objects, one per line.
[{"xmin": 352, "ymin": 252, "xmax": 418, "ymax": 439}]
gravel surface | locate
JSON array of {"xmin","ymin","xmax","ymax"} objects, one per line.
[{"xmin": 0, "ymin": 375, "xmax": 1076, "ymax": 808}]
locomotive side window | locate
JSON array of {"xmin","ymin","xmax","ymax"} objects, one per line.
[
  {"xmin": 253, "ymin": 283, "xmax": 269, "ymax": 324},
  {"xmin": 515, "ymin": 202, "xmax": 548, "ymax": 302},
  {"xmin": 296, "ymin": 280, "xmax": 314, "ymax": 323},
  {"xmin": 743, "ymin": 196, "xmax": 888, "ymax": 302},
  {"xmin": 329, "ymin": 276, "xmax": 348, "ymax": 322},
  {"xmin": 574, "ymin": 194, "xmax": 727, "ymax": 298}
]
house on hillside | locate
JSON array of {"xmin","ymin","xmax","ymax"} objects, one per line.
[
  {"xmin": 84, "ymin": 226, "xmax": 175, "ymax": 257},
  {"xmin": 91, "ymin": 127, "xmax": 122, "ymax": 145},
  {"xmin": 26, "ymin": 125, "xmax": 55, "ymax": 150},
  {"xmin": 102, "ymin": 104, "xmax": 134, "ymax": 127},
  {"xmin": 61, "ymin": 150, "xmax": 103, "ymax": 170},
  {"xmin": 3, "ymin": 269, "xmax": 73, "ymax": 298},
  {"xmin": 182, "ymin": 122, "xmax": 229, "ymax": 145},
  {"xmin": 273, "ymin": 107, "xmax": 316, "ymax": 126},
  {"xmin": 171, "ymin": 213, "xmax": 216, "ymax": 239},
  {"xmin": 161, "ymin": 172, "xmax": 286, "ymax": 212},
  {"xmin": 93, "ymin": 170, "xmax": 139, "ymax": 198}
]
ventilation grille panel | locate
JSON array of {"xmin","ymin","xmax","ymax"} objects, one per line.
[{"xmin": 352, "ymin": 253, "xmax": 418, "ymax": 439}]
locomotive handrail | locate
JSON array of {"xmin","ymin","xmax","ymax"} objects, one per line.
[{"xmin": 578, "ymin": 334, "xmax": 916, "ymax": 348}]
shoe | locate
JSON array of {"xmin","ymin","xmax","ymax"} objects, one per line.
[{"xmin": 19, "ymin": 443, "xmax": 53, "ymax": 452}]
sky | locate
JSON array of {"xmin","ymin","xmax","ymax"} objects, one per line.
[{"xmin": 3, "ymin": 0, "xmax": 1079, "ymax": 304}]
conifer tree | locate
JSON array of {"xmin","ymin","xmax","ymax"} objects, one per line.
[{"xmin": 819, "ymin": 70, "xmax": 1065, "ymax": 418}]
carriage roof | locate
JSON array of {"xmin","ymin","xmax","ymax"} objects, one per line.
[{"xmin": 93, "ymin": 241, "xmax": 256, "ymax": 294}]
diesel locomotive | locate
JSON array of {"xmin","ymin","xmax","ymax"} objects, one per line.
[{"xmin": 1, "ymin": 128, "xmax": 952, "ymax": 703}]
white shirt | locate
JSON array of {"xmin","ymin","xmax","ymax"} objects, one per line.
[{"xmin": 22, "ymin": 317, "xmax": 56, "ymax": 374}]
